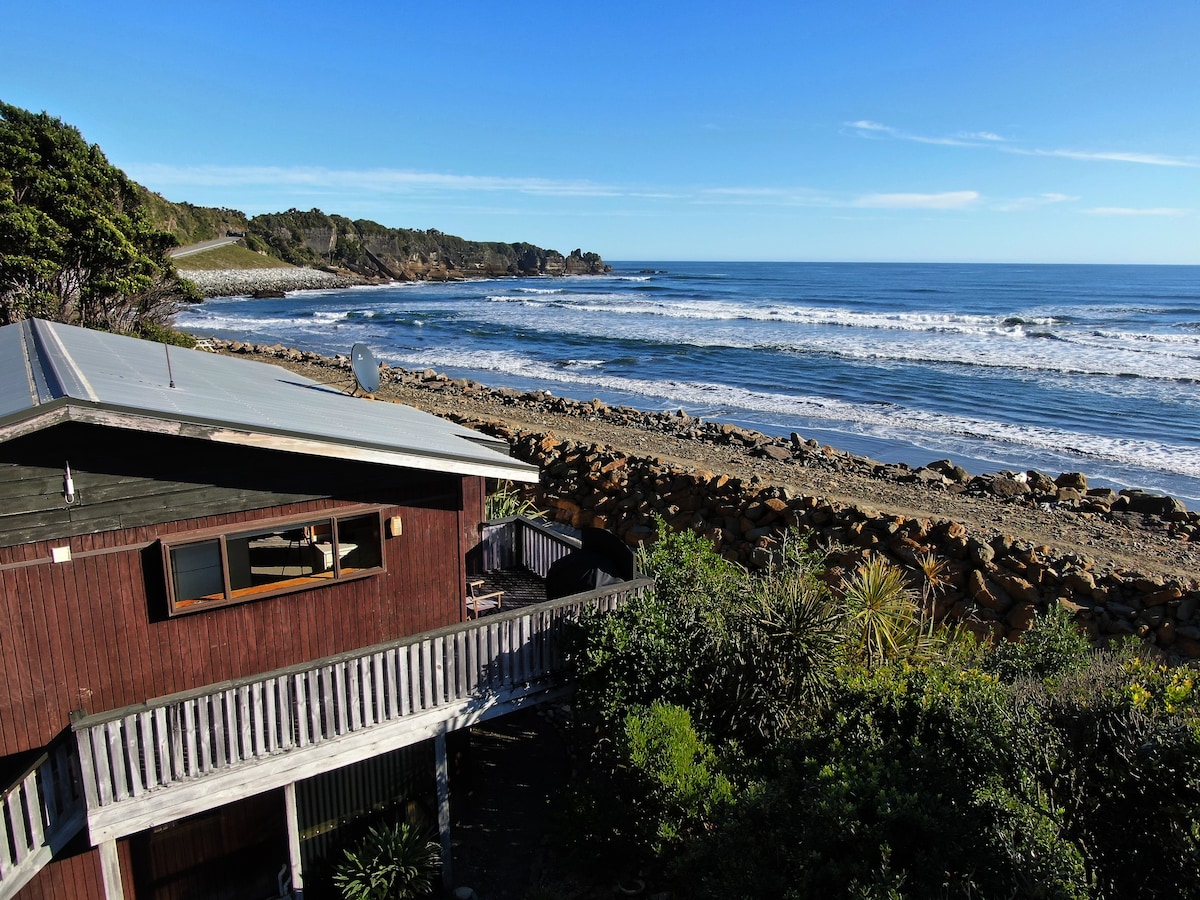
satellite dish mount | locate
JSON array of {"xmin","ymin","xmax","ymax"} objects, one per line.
[{"xmin": 349, "ymin": 343, "xmax": 381, "ymax": 397}]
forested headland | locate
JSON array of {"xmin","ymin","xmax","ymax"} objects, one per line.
[{"xmin": 0, "ymin": 101, "xmax": 607, "ymax": 337}]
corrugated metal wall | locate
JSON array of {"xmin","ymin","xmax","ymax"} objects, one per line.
[{"xmin": 297, "ymin": 741, "xmax": 436, "ymax": 869}]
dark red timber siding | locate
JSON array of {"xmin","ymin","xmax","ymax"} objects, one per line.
[{"xmin": 0, "ymin": 423, "xmax": 484, "ymax": 759}]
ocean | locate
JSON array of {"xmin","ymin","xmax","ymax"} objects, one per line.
[{"xmin": 173, "ymin": 262, "xmax": 1200, "ymax": 507}]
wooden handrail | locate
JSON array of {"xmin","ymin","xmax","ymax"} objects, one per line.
[
  {"xmin": 70, "ymin": 579, "xmax": 652, "ymax": 814},
  {"xmin": 0, "ymin": 738, "xmax": 84, "ymax": 898}
]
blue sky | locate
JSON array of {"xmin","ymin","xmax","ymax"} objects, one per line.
[{"xmin": 4, "ymin": 1, "xmax": 1197, "ymax": 263}]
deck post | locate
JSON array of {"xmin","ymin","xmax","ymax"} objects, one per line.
[
  {"xmin": 284, "ymin": 782, "xmax": 305, "ymax": 899},
  {"xmin": 98, "ymin": 840, "xmax": 124, "ymax": 900},
  {"xmin": 435, "ymin": 731, "xmax": 453, "ymax": 892}
]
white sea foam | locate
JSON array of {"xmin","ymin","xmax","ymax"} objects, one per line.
[{"xmin": 395, "ymin": 346, "xmax": 1200, "ymax": 481}]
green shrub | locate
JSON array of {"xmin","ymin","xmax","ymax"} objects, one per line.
[
  {"xmin": 624, "ymin": 702, "xmax": 734, "ymax": 853},
  {"xmin": 484, "ymin": 480, "xmax": 544, "ymax": 520},
  {"xmin": 332, "ymin": 821, "xmax": 440, "ymax": 900},
  {"xmin": 986, "ymin": 602, "xmax": 1091, "ymax": 683}
]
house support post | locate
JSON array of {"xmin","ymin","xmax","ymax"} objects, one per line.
[
  {"xmin": 435, "ymin": 731, "xmax": 454, "ymax": 891},
  {"xmin": 285, "ymin": 782, "xmax": 305, "ymax": 900},
  {"xmin": 98, "ymin": 840, "xmax": 124, "ymax": 900}
]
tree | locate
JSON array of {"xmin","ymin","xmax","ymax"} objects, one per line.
[{"xmin": 0, "ymin": 101, "xmax": 194, "ymax": 333}]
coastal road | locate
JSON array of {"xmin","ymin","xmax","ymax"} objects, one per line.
[{"xmin": 168, "ymin": 237, "xmax": 241, "ymax": 259}]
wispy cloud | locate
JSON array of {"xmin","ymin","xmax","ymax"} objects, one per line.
[
  {"xmin": 853, "ymin": 190, "xmax": 980, "ymax": 210},
  {"xmin": 133, "ymin": 161, "xmax": 984, "ymax": 217},
  {"xmin": 1085, "ymin": 206, "xmax": 1191, "ymax": 216},
  {"xmin": 994, "ymin": 192, "xmax": 1078, "ymax": 212},
  {"xmin": 129, "ymin": 163, "xmax": 624, "ymax": 198},
  {"xmin": 845, "ymin": 121, "xmax": 1004, "ymax": 148},
  {"xmin": 845, "ymin": 121, "xmax": 1198, "ymax": 168},
  {"xmin": 1014, "ymin": 148, "xmax": 1200, "ymax": 168}
]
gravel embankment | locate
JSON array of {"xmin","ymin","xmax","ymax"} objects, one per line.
[{"xmin": 182, "ymin": 268, "xmax": 357, "ymax": 297}]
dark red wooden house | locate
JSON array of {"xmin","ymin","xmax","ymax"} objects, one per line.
[{"xmin": 0, "ymin": 319, "xmax": 631, "ymax": 899}]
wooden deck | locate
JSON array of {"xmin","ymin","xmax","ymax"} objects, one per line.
[{"xmin": 0, "ymin": 516, "xmax": 650, "ymax": 900}]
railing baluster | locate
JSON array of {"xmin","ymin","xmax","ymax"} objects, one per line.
[
  {"xmin": 198, "ymin": 696, "xmax": 215, "ymax": 774},
  {"xmin": 433, "ymin": 636, "xmax": 446, "ymax": 706},
  {"xmin": 347, "ymin": 660, "xmax": 362, "ymax": 732},
  {"xmin": 5, "ymin": 778, "xmax": 31, "ymax": 864},
  {"xmin": 398, "ymin": 645, "xmax": 411, "ymax": 716},
  {"xmin": 383, "ymin": 648, "xmax": 399, "ymax": 719},
  {"xmin": 319, "ymin": 666, "xmax": 337, "ymax": 739},
  {"xmin": 242, "ymin": 686, "xmax": 259, "ymax": 758},
  {"xmin": 168, "ymin": 705, "xmax": 184, "ymax": 781},
  {"xmin": 152, "ymin": 708, "xmax": 169, "ymax": 788},
  {"xmin": 123, "ymin": 715, "xmax": 144, "ymax": 798},
  {"xmin": 265, "ymin": 679, "xmax": 279, "ymax": 753},
  {"xmin": 409, "ymin": 644, "xmax": 422, "ymax": 712},
  {"xmin": 453, "ymin": 631, "xmax": 467, "ymax": 700},
  {"xmin": 420, "ymin": 640, "xmax": 434, "ymax": 709},
  {"xmin": 105, "ymin": 721, "xmax": 128, "ymax": 802},
  {"xmin": 213, "ymin": 692, "xmax": 229, "ymax": 769},
  {"xmin": 371, "ymin": 652, "xmax": 385, "ymax": 723}
]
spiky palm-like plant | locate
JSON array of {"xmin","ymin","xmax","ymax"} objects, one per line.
[
  {"xmin": 841, "ymin": 554, "xmax": 926, "ymax": 668},
  {"xmin": 332, "ymin": 821, "xmax": 441, "ymax": 900},
  {"xmin": 485, "ymin": 480, "xmax": 545, "ymax": 520}
]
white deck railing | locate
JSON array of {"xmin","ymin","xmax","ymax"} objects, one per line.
[
  {"xmin": 0, "ymin": 513, "xmax": 650, "ymax": 891},
  {"xmin": 69, "ymin": 578, "xmax": 652, "ymax": 843}
]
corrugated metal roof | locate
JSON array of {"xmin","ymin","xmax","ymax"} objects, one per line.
[{"xmin": 0, "ymin": 319, "xmax": 539, "ymax": 483}]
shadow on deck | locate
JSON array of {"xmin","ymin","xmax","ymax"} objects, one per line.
[{"xmin": 471, "ymin": 569, "xmax": 549, "ymax": 616}]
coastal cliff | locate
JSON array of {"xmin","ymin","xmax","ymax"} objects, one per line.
[
  {"xmin": 149, "ymin": 199, "xmax": 610, "ymax": 282},
  {"xmin": 247, "ymin": 209, "xmax": 609, "ymax": 281}
]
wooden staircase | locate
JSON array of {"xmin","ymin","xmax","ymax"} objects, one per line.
[{"xmin": 0, "ymin": 740, "xmax": 85, "ymax": 900}]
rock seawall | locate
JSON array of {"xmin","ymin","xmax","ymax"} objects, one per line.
[{"xmin": 182, "ymin": 267, "xmax": 357, "ymax": 297}]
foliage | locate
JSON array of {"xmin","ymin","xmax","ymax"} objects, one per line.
[
  {"xmin": 838, "ymin": 553, "xmax": 938, "ymax": 668},
  {"xmin": 136, "ymin": 188, "xmax": 248, "ymax": 245},
  {"xmin": 0, "ymin": 101, "xmax": 192, "ymax": 334},
  {"xmin": 484, "ymin": 480, "xmax": 545, "ymax": 520},
  {"xmin": 685, "ymin": 659, "xmax": 1088, "ymax": 899},
  {"xmin": 555, "ymin": 702, "xmax": 733, "ymax": 879},
  {"xmin": 332, "ymin": 821, "xmax": 440, "ymax": 900},
  {"xmin": 709, "ymin": 536, "xmax": 843, "ymax": 742},
  {"xmin": 998, "ymin": 650, "xmax": 1200, "ymax": 899},
  {"xmin": 986, "ymin": 601, "xmax": 1092, "ymax": 682},
  {"xmin": 557, "ymin": 517, "xmax": 1200, "ymax": 899},
  {"xmin": 623, "ymin": 702, "xmax": 735, "ymax": 854}
]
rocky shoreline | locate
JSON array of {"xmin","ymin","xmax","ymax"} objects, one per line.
[
  {"xmin": 181, "ymin": 267, "xmax": 359, "ymax": 297},
  {"xmin": 204, "ymin": 337, "xmax": 1200, "ymax": 660}
]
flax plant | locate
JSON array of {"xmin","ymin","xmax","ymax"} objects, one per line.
[{"xmin": 841, "ymin": 553, "xmax": 934, "ymax": 668}]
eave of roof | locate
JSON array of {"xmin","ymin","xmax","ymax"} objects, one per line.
[{"xmin": 0, "ymin": 319, "xmax": 539, "ymax": 484}]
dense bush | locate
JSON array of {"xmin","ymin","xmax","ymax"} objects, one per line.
[
  {"xmin": 0, "ymin": 102, "xmax": 194, "ymax": 334},
  {"xmin": 557, "ymin": 524, "xmax": 1200, "ymax": 899}
]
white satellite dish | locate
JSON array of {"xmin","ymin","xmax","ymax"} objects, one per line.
[{"xmin": 350, "ymin": 343, "xmax": 380, "ymax": 395}]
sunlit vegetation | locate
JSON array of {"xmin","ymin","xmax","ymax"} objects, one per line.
[
  {"xmin": 173, "ymin": 243, "xmax": 294, "ymax": 271},
  {"xmin": 556, "ymin": 520, "xmax": 1200, "ymax": 899},
  {"xmin": 0, "ymin": 101, "xmax": 197, "ymax": 336}
]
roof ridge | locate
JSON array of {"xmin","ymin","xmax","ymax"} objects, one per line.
[{"xmin": 29, "ymin": 319, "xmax": 99, "ymax": 403}]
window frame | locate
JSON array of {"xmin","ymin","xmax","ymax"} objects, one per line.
[{"xmin": 161, "ymin": 505, "xmax": 387, "ymax": 616}]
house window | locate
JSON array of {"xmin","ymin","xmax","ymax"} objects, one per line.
[{"xmin": 163, "ymin": 509, "xmax": 385, "ymax": 615}]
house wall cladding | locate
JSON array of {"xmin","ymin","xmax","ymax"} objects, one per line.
[
  {"xmin": 0, "ymin": 423, "xmax": 479, "ymax": 758},
  {"xmin": 16, "ymin": 838, "xmax": 132, "ymax": 900},
  {"xmin": 0, "ymin": 422, "xmax": 453, "ymax": 548}
]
